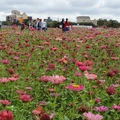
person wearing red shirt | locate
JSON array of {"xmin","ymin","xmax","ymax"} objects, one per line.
[{"xmin": 64, "ymin": 18, "xmax": 70, "ymax": 32}]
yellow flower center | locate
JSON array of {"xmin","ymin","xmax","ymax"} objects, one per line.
[{"xmin": 72, "ymin": 84, "xmax": 79, "ymax": 88}]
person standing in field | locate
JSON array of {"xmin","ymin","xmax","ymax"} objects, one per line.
[
  {"xmin": 41, "ymin": 19, "xmax": 47, "ymax": 31},
  {"xmin": 64, "ymin": 18, "xmax": 70, "ymax": 32},
  {"xmin": 61, "ymin": 18, "xmax": 65, "ymax": 32},
  {"xmin": 21, "ymin": 23, "xmax": 25, "ymax": 31},
  {"xmin": 35, "ymin": 18, "xmax": 40, "ymax": 30},
  {"xmin": 0, "ymin": 21, "xmax": 2, "ymax": 29},
  {"xmin": 39, "ymin": 19, "xmax": 42, "ymax": 30}
]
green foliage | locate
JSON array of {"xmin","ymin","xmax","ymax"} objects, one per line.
[
  {"xmin": 97, "ymin": 18, "xmax": 120, "ymax": 28},
  {"xmin": 2, "ymin": 21, "xmax": 8, "ymax": 25}
]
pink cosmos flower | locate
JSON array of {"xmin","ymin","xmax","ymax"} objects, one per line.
[
  {"xmin": 74, "ymin": 72, "xmax": 82, "ymax": 77},
  {"xmin": 38, "ymin": 45, "xmax": 44, "ymax": 50},
  {"xmin": 39, "ymin": 75, "xmax": 66, "ymax": 84},
  {"xmin": 1, "ymin": 59, "xmax": 10, "ymax": 64},
  {"xmin": 94, "ymin": 106, "xmax": 108, "ymax": 112},
  {"xmin": 0, "ymin": 109, "xmax": 13, "ymax": 120},
  {"xmin": 83, "ymin": 112, "xmax": 103, "ymax": 120},
  {"xmin": 13, "ymin": 56, "xmax": 19, "ymax": 60},
  {"xmin": 65, "ymin": 84, "xmax": 84, "ymax": 92},
  {"xmin": 32, "ymin": 106, "xmax": 44, "ymax": 115},
  {"xmin": 16, "ymin": 90, "xmax": 26, "ymax": 95},
  {"xmin": 79, "ymin": 66, "xmax": 88, "ymax": 71},
  {"xmin": 19, "ymin": 94, "xmax": 33, "ymax": 102},
  {"xmin": 100, "ymin": 45, "xmax": 106, "ymax": 50},
  {"xmin": 16, "ymin": 31, "xmax": 21, "ymax": 35},
  {"xmin": 111, "ymin": 105, "xmax": 120, "ymax": 111},
  {"xmin": 51, "ymin": 47, "xmax": 58, "ymax": 51},
  {"xmin": 43, "ymin": 42, "xmax": 50, "ymax": 45},
  {"xmin": 0, "ymin": 100, "xmax": 11, "ymax": 106},
  {"xmin": 8, "ymin": 77, "xmax": 18, "ymax": 81},
  {"xmin": 50, "ymin": 75, "xmax": 66, "ymax": 84},
  {"xmin": 75, "ymin": 61, "xmax": 85, "ymax": 66},
  {"xmin": 95, "ymin": 98, "xmax": 101, "ymax": 104},
  {"xmin": 32, "ymin": 109, "xmax": 41, "ymax": 115},
  {"xmin": 0, "ymin": 77, "xmax": 10, "ymax": 84},
  {"xmin": 84, "ymin": 60, "xmax": 93, "ymax": 66},
  {"xmin": 84, "ymin": 73, "xmax": 98, "ymax": 80}
]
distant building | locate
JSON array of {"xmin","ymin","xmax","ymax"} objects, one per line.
[
  {"xmin": 77, "ymin": 16, "xmax": 97, "ymax": 26},
  {"xmin": 6, "ymin": 10, "xmax": 32, "ymax": 24}
]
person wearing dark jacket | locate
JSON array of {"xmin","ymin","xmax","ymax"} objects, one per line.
[{"xmin": 61, "ymin": 18, "xmax": 65, "ymax": 32}]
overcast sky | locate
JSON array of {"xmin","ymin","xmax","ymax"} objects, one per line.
[{"xmin": 0, "ymin": 0, "xmax": 120, "ymax": 22}]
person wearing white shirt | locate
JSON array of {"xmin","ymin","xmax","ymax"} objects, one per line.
[{"xmin": 41, "ymin": 19, "xmax": 47, "ymax": 31}]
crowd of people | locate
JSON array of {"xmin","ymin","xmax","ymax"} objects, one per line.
[
  {"xmin": 21, "ymin": 18, "xmax": 47, "ymax": 31},
  {"xmin": 0, "ymin": 18, "xmax": 71, "ymax": 32}
]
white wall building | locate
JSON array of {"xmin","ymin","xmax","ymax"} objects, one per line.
[{"xmin": 77, "ymin": 16, "xmax": 97, "ymax": 26}]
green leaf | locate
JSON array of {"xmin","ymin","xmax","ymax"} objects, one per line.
[{"xmin": 64, "ymin": 116, "xmax": 70, "ymax": 120}]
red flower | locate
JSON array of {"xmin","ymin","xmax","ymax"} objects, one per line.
[
  {"xmin": 5, "ymin": 68, "xmax": 15, "ymax": 74},
  {"xmin": 40, "ymin": 113, "xmax": 50, "ymax": 120},
  {"xmin": 48, "ymin": 63, "xmax": 55, "ymax": 70},
  {"xmin": 106, "ymin": 86, "xmax": 116, "ymax": 95},
  {"xmin": 0, "ymin": 109, "xmax": 13, "ymax": 120},
  {"xmin": 107, "ymin": 70, "xmax": 115, "ymax": 77}
]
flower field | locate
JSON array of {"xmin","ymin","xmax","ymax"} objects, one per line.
[{"xmin": 0, "ymin": 26, "xmax": 120, "ymax": 120}]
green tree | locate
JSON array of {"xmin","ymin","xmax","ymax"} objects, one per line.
[
  {"xmin": 97, "ymin": 19, "xmax": 108, "ymax": 27},
  {"xmin": 107, "ymin": 19, "xmax": 119, "ymax": 28}
]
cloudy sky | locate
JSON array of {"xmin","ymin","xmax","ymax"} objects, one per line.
[{"xmin": 0, "ymin": 0, "xmax": 120, "ymax": 22}]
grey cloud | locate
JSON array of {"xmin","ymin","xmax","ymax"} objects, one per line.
[{"xmin": 0, "ymin": 0, "xmax": 120, "ymax": 22}]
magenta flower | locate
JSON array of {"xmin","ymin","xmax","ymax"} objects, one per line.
[
  {"xmin": 111, "ymin": 105, "xmax": 120, "ymax": 111},
  {"xmin": 83, "ymin": 112, "xmax": 103, "ymax": 120},
  {"xmin": 94, "ymin": 106, "xmax": 108, "ymax": 112},
  {"xmin": 79, "ymin": 66, "xmax": 88, "ymax": 71},
  {"xmin": 65, "ymin": 84, "xmax": 84, "ymax": 92},
  {"xmin": 1, "ymin": 59, "xmax": 10, "ymax": 64}
]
